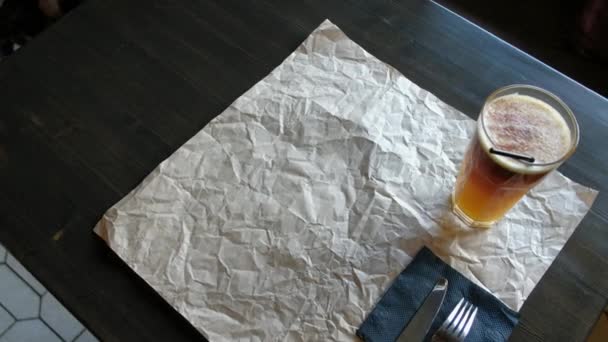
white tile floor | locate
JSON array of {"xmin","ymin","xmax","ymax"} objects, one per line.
[{"xmin": 0, "ymin": 243, "xmax": 98, "ymax": 342}]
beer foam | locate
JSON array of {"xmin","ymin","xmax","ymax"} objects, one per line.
[{"xmin": 479, "ymin": 94, "xmax": 572, "ymax": 174}]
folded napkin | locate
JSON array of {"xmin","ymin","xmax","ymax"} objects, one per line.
[{"xmin": 357, "ymin": 247, "xmax": 519, "ymax": 342}]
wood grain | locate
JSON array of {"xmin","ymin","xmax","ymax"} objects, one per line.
[{"xmin": 0, "ymin": 0, "xmax": 606, "ymax": 341}]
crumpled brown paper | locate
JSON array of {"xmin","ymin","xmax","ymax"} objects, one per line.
[{"xmin": 94, "ymin": 20, "xmax": 598, "ymax": 341}]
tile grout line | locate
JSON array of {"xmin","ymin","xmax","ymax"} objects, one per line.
[
  {"xmin": 16, "ymin": 317, "xmax": 44, "ymax": 322},
  {"xmin": 0, "ymin": 301, "xmax": 18, "ymax": 321},
  {"xmin": 0, "ymin": 318, "xmax": 47, "ymax": 339},
  {"xmin": 38, "ymin": 292, "xmax": 44, "ymax": 316},
  {"xmin": 0, "ymin": 321, "xmax": 15, "ymax": 339},
  {"xmin": 72, "ymin": 327, "xmax": 86, "ymax": 342}
]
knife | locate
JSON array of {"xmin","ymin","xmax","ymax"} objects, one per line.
[{"xmin": 396, "ymin": 278, "xmax": 448, "ymax": 342}]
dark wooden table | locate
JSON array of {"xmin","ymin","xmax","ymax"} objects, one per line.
[{"xmin": 1, "ymin": 0, "xmax": 607, "ymax": 341}]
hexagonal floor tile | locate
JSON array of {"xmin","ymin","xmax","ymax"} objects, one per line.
[
  {"xmin": 40, "ymin": 292, "xmax": 84, "ymax": 341},
  {"xmin": 1, "ymin": 319, "xmax": 62, "ymax": 342},
  {"xmin": 0, "ymin": 265, "xmax": 40, "ymax": 319}
]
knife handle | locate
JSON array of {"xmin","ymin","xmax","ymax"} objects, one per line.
[{"xmin": 430, "ymin": 335, "xmax": 448, "ymax": 342}]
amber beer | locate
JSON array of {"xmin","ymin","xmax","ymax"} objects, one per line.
[{"xmin": 453, "ymin": 85, "xmax": 579, "ymax": 227}]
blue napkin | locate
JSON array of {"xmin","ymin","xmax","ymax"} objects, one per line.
[{"xmin": 357, "ymin": 247, "xmax": 519, "ymax": 342}]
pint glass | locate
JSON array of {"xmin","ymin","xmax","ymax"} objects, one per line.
[{"xmin": 452, "ymin": 85, "xmax": 579, "ymax": 227}]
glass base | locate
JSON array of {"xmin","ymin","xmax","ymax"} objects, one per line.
[{"xmin": 451, "ymin": 192, "xmax": 494, "ymax": 228}]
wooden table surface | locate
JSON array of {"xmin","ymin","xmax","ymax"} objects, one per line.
[{"xmin": 0, "ymin": 0, "xmax": 606, "ymax": 341}]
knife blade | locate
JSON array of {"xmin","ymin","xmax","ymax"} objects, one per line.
[{"xmin": 396, "ymin": 278, "xmax": 448, "ymax": 342}]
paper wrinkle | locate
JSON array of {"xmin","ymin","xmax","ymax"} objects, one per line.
[{"xmin": 94, "ymin": 20, "xmax": 598, "ymax": 341}]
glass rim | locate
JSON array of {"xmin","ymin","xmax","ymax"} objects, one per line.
[{"xmin": 479, "ymin": 84, "xmax": 580, "ymax": 167}]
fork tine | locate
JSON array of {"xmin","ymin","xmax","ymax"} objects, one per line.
[
  {"xmin": 432, "ymin": 300, "xmax": 479, "ymax": 342},
  {"xmin": 438, "ymin": 298, "xmax": 464, "ymax": 331},
  {"xmin": 461, "ymin": 307, "xmax": 478, "ymax": 339},
  {"xmin": 455, "ymin": 304, "xmax": 475, "ymax": 337},
  {"xmin": 447, "ymin": 302, "xmax": 471, "ymax": 336}
]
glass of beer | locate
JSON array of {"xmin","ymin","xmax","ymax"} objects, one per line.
[{"xmin": 452, "ymin": 85, "xmax": 579, "ymax": 228}]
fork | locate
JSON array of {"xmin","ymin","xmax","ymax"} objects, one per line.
[{"xmin": 431, "ymin": 298, "xmax": 478, "ymax": 342}]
